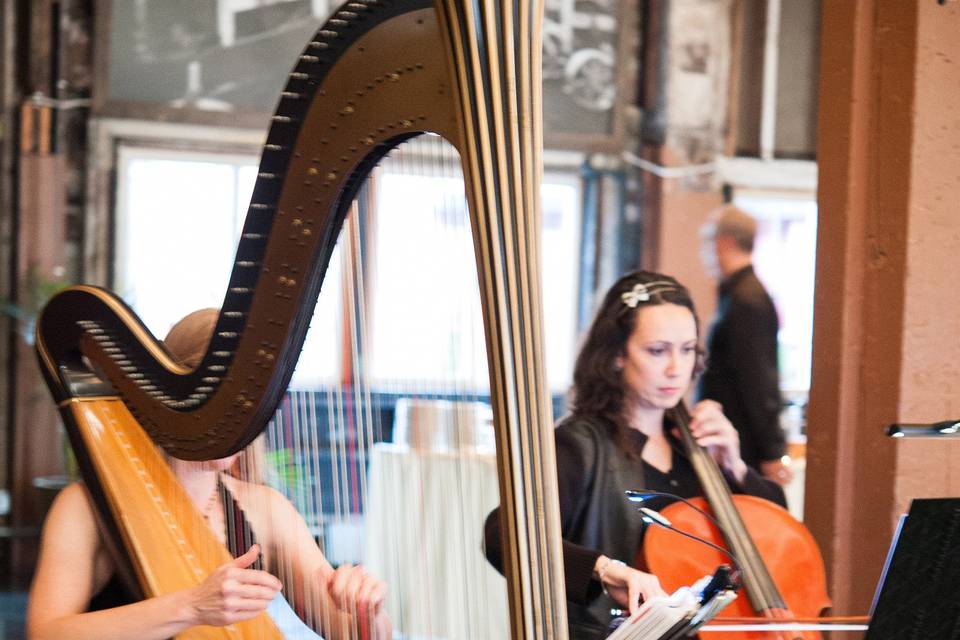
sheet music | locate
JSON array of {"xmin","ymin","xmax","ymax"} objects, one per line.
[
  {"xmin": 606, "ymin": 587, "xmax": 701, "ymax": 640},
  {"xmin": 606, "ymin": 571, "xmax": 740, "ymax": 640}
]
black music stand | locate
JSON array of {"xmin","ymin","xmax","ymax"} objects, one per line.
[{"xmin": 864, "ymin": 497, "xmax": 960, "ymax": 639}]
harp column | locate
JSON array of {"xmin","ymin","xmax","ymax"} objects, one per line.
[{"xmin": 435, "ymin": 2, "xmax": 568, "ymax": 638}]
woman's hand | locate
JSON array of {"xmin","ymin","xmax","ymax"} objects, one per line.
[
  {"xmin": 187, "ymin": 545, "xmax": 282, "ymax": 627},
  {"xmin": 327, "ymin": 563, "xmax": 391, "ymax": 638},
  {"xmin": 594, "ymin": 556, "xmax": 668, "ymax": 614},
  {"xmin": 688, "ymin": 400, "xmax": 748, "ymax": 483}
]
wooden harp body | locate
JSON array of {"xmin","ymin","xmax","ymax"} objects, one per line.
[{"xmin": 36, "ymin": 1, "xmax": 568, "ymax": 638}]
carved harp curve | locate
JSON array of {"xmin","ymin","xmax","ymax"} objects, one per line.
[{"xmin": 37, "ymin": 1, "xmax": 566, "ymax": 637}]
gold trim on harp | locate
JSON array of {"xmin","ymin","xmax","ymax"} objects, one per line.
[{"xmin": 58, "ymin": 396, "xmax": 119, "ymax": 408}]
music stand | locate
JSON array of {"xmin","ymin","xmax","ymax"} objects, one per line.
[{"xmin": 864, "ymin": 497, "xmax": 960, "ymax": 639}]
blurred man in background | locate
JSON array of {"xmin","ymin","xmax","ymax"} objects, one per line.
[{"xmin": 698, "ymin": 205, "xmax": 792, "ymax": 486}]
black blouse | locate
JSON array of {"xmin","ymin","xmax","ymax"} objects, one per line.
[{"xmin": 484, "ymin": 413, "xmax": 786, "ymax": 638}]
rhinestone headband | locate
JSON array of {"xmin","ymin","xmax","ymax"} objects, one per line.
[{"xmin": 620, "ymin": 281, "xmax": 680, "ymax": 308}]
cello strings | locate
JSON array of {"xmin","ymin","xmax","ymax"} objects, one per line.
[{"xmin": 677, "ymin": 407, "xmax": 782, "ymax": 612}]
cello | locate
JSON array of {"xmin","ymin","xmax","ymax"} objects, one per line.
[{"xmin": 640, "ymin": 402, "xmax": 831, "ymax": 639}]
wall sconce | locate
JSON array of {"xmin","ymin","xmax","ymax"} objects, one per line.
[{"xmin": 887, "ymin": 419, "xmax": 960, "ymax": 438}]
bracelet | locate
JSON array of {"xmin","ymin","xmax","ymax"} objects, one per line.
[{"xmin": 596, "ymin": 557, "xmax": 626, "ymax": 595}]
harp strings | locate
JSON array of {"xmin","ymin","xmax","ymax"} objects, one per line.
[
  {"xmin": 225, "ymin": 134, "xmax": 506, "ymax": 638},
  {"xmin": 347, "ymin": 191, "xmax": 371, "ymax": 637}
]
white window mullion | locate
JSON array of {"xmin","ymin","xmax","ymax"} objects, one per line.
[{"xmin": 760, "ymin": 0, "xmax": 781, "ymax": 161}]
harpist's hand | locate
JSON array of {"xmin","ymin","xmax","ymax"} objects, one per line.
[
  {"xmin": 327, "ymin": 563, "xmax": 388, "ymax": 622},
  {"xmin": 188, "ymin": 545, "xmax": 282, "ymax": 627},
  {"xmin": 594, "ymin": 556, "xmax": 668, "ymax": 614}
]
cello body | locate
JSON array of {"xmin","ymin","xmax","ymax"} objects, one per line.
[
  {"xmin": 640, "ymin": 404, "xmax": 830, "ymax": 640},
  {"xmin": 644, "ymin": 495, "xmax": 831, "ymax": 639}
]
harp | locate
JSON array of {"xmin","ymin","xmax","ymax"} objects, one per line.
[{"xmin": 36, "ymin": 1, "xmax": 568, "ymax": 638}]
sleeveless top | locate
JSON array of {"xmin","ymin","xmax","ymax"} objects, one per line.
[{"xmin": 89, "ymin": 477, "xmax": 325, "ymax": 639}]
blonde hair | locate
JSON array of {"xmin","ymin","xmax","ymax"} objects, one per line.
[
  {"xmin": 163, "ymin": 308, "xmax": 219, "ymax": 368},
  {"xmin": 160, "ymin": 308, "xmax": 267, "ymax": 481}
]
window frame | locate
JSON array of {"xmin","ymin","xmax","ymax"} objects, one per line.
[{"xmin": 97, "ymin": 121, "xmax": 585, "ymax": 394}]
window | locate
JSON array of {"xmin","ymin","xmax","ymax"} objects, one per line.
[
  {"xmin": 540, "ymin": 172, "xmax": 582, "ymax": 390},
  {"xmin": 367, "ymin": 167, "xmax": 487, "ymax": 390},
  {"xmin": 721, "ymin": 0, "xmax": 821, "ymax": 412},
  {"xmin": 114, "ymin": 140, "xmax": 581, "ymax": 393},
  {"xmin": 115, "ymin": 146, "xmax": 257, "ymax": 334},
  {"xmin": 732, "ymin": 192, "xmax": 817, "ymax": 397},
  {"xmin": 114, "ymin": 144, "xmax": 342, "ymax": 385},
  {"xmin": 732, "ymin": 0, "xmax": 820, "ymax": 160},
  {"xmin": 366, "ymin": 137, "xmax": 581, "ymax": 393}
]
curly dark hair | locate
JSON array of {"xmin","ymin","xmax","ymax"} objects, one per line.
[{"xmin": 569, "ymin": 271, "xmax": 703, "ymax": 454}]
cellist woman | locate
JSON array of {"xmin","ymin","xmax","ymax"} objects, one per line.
[{"xmin": 485, "ymin": 270, "xmax": 786, "ymax": 639}]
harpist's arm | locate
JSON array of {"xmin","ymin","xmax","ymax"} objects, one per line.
[
  {"xmin": 262, "ymin": 489, "xmax": 392, "ymax": 640},
  {"xmin": 27, "ymin": 483, "xmax": 280, "ymax": 640}
]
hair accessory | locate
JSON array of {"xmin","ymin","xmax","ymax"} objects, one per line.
[{"xmin": 620, "ymin": 281, "xmax": 678, "ymax": 308}]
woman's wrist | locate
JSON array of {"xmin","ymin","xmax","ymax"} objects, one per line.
[
  {"xmin": 592, "ymin": 555, "xmax": 609, "ymax": 580},
  {"xmin": 593, "ymin": 555, "xmax": 626, "ymax": 594},
  {"xmin": 171, "ymin": 587, "xmax": 200, "ymax": 628}
]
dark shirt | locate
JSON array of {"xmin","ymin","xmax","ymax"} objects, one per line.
[
  {"xmin": 484, "ymin": 414, "xmax": 785, "ymax": 638},
  {"xmin": 697, "ymin": 265, "xmax": 785, "ymax": 466},
  {"xmin": 88, "ymin": 575, "xmax": 133, "ymax": 612}
]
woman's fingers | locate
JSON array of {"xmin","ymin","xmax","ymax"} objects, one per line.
[
  {"xmin": 601, "ymin": 561, "xmax": 667, "ymax": 614},
  {"xmin": 356, "ymin": 575, "xmax": 387, "ymax": 616},
  {"xmin": 689, "ymin": 400, "xmax": 729, "ymax": 430},
  {"xmin": 637, "ymin": 572, "xmax": 668, "ymax": 602},
  {"xmin": 222, "ymin": 566, "xmax": 283, "ymax": 590},
  {"xmin": 689, "ymin": 401, "xmax": 740, "ymax": 454},
  {"xmin": 224, "ymin": 579, "xmax": 283, "ymax": 604},
  {"xmin": 626, "ymin": 579, "xmax": 641, "ymax": 615},
  {"xmin": 211, "ymin": 574, "xmax": 280, "ymax": 624},
  {"xmin": 225, "ymin": 545, "xmax": 282, "ymax": 593},
  {"xmin": 231, "ymin": 544, "xmax": 261, "ymax": 569},
  {"xmin": 694, "ymin": 433, "xmax": 731, "ymax": 449},
  {"xmin": 327, "ymin": 564, "xmax": 389, "ymax": 621},
  {"xmin": 190, "ymin": 551, "xmax": 282, "ymax": 627},
  {"xmin": 692, "ymin": 399, "xmax": 723, "ymax": 415},
  {"xmin": 625, "ymin": 570, "xmax": 667, "ymax": 613},
  {"xmin": 689, "ymin": 402, "xmax": 751, "ymax": 481},
  {"xmin": 328, "ymin": 564, "xmax": 362, "ymax": 610},
  {"xmin": 689, "ymin": 410, "xmax": 734, "ymax": 436}
]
